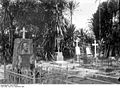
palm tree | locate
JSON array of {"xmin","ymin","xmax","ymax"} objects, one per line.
[
  {"xmin": 67, "ymin": 0, "xmax": 79, "ymax": 25},
  {"xmin": 41, "ymin": 0, "xmax": 68, "ymax": 61}
]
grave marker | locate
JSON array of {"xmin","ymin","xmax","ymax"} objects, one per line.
[
  {"xmin": 92, "ymin": 40, "xmax": 98, "ymax": 58},
  {"xmin": 12, "ymin": 38, "xmax": 34, "ymax": 70},
  {"xmin": 92, "ymin": 40, "xmax": 98, "ymax": 65},
  {"xmin": 56, "ymin": 37, "xmax": 63, "ymax": 61},
  {"xmin": 20, "ymin": 27, "xmax": 27, "ymax": 39},
  {"xmin": 75, "ymin": 39, "xmax": 80, "ymax": 55},
  {"xmin": 86, "ymin": 47, "xmax": 92, "ymax": 55},
  {"xmin": 75, "ymin": 39, "xmax": 81, "ymax": 65}
]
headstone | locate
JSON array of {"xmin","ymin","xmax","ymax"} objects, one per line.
[
  {"xmin": 86, "ymin": 46, "xmax": 91, "ymax": 55},
  {"xmin": 75, "ymin": 39, "xmax": 80, "ymax": 61},
  {"xmin": 56, "ymin": 52, "xmax": 63, "ymax": 61},
  {"xmin": 12, "ymin": 27, "xmax": 35, "ymax": 71},
  {"xmin": 56, "ymin": 37, "xmax": 64, "ymax": 61},
  {"xmin": 75, "ymin": 47, "xmax": 80, "ymax": 55},
  {"xmin": 84, "ymin": 45, "xmax": 92, "ymax": 64},
  {"xmin": 12, "ymin": 38, "xmax": 34, "ymax": 70}
]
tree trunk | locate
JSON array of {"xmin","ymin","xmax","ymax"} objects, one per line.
[{"xmin": 70, "ymin": 11, "xmax": 73, "ymax": 25}]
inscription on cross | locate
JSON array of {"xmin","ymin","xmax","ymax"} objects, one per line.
[
  {"xmin": 21, "ymin": 27, "xmax": 27, "ymax": 39},
  {"xmin": 92, "ymin": 40, "xmax": 98, "ymax": 58}
]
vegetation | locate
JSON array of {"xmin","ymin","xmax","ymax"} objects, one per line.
[
  {"xmin": 66, "ymin": 0, "xmax": 79, "ymax": 24},
  {"xmin": 91, "ymin": 0, "xmax": 119, "ymax": 57},
  {"xmin": 0, "ymin": 0, "xmax": 79, "ymax": 63},
  {"xmin": 74, "ymin": 28, "xmax": 94, "ymax": 54}
]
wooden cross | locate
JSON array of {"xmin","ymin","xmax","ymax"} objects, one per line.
[
  {"xmin": 92, "ymin": 40, "xmax": 98, "ymax": 58},
  {"xmin": 21, "ymin": 27, "xmax": 27, "ymax": 39}
]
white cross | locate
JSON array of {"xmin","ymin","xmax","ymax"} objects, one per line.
[
  {"xmin": 21, "ymin": 27, "xmax": 27, "ymax": 39},
  {"xmin": 92, "ymin": 40, "xmax": 98, "ymax": 58}
]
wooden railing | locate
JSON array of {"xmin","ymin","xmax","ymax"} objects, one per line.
[
  {"xmin": 3, "ymin": 62, "xmax": 119, "ymax": 84},
  {"xmin": 1, "ymin": 65, "xmax": 119, "ymax": 84},
  {"xmin": 5, "ymin": 70, "xmax": 34, "ymax": 84},
  {"xmin": 35, "ymin": 65, "xmax": 69, "ymax": 84},
  {"xmin": 1, "ymin": 65, "xmax": 71, "ymax": 84}
]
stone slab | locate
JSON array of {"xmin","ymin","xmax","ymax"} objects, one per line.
[{"xmin": 12, "ymin": 38, "xmax": 34, "ymax": 69}]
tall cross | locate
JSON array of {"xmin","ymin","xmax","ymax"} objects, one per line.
[
  {"xmin": 21, "ymin": 27, "xmax": 27, "ymax": 39},
  {"xmin": 92, "ymin": 40, "xmax": 98, "ymax": 58}
]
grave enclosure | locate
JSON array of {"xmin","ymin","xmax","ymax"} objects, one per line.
[
  {"xmin": 2, "ymin": 28, "xmax": 69, "ymax": 84},
  {"xmin": 3, "ymin": 27, "xmax": 36, "ymax": 83},
  {"xmin": 3, "ymin": 64, "xmax": 69, "ymax": 84}
]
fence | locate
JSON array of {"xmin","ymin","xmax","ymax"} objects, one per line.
[
  {"xmin": 35, "ymin": 65, "xmax": 69, "ymax": 84},
  {"xmin": 1, "ymin": 64, "xmax": 74, "ymax": 84},
  {"xmin": 2, "ymin": 62, "xmax": 119, "ymax": 84},
  {"xmin": 3, "ymin": 69, "xmax": 34, "ymax": 84}
]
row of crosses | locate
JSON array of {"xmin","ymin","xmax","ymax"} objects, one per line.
[{"xmin": 22, "ymin": 26, "xmax": 99, "ymax": 58}]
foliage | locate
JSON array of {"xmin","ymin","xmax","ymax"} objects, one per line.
[
  {"xmin": 62, "ymin": 24, "xmax": 75, "ymax": 58},
  {"xmin": 91, "ymin": 0, "xmax": 119, "ymax": 57},
  {"xmin": 0, "ymin": 0, "xmax": 77, "ymax": 62},
  {"xmin": 66, "ymin": 0, "xmax": 79, "ymax": 24},
  {"xmin": 74, "ymin": 29, "xmax": 94, "ymax": 45}
]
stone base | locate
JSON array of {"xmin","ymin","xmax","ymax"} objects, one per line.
[{"xmin": 56, "ymin": 52, "xmax": 64, "ymax": 61}]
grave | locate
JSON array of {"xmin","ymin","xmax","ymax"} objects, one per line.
[
  {"xmin": 86, "ymin": 46, "xmax": 92, "ymax": 56},
  {"xmin": 92, "ymin": 40, "xmax": 98, "ymax": 65},
  {"xmin": 83, "ymin": 45, "xmax": 92, "ymax": 64},
  {"xmin": 92, "ymin": 40, "xmax": 98, "ymax": 58},
  {"xmin": 12, "ymin": 27, "xmax": 34, "ymax": 71},
  {"xmin": 55, "ymin": 37, "xmax": 64, "ymax": 61},
  {"xmin": 56, "ymin": 52, "xmax": 64, "ymax": 61},
  {"xmin": 75, "ymin": 39, "xmax": 80, "ymax": 62}
]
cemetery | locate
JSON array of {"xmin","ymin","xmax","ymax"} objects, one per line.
[{"xmin": 0, "ymin": 0, "xmax": 120, "ymax": 85}]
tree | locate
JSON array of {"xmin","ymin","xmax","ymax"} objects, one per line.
[
  {"xmin": 73, "ymin": 29, "xmax": 93, "ymax": 57},
  {"xmin": 0, "ymin": 0, "xmax": 43, "ymax": 63},
  {"xmin": 66, "ymin": 0, "xmax": 79, "ymax": 25},
  {"xmin": 91, "ymin": 0, "xmax": 119, "ymax": 57},
  {"xmin": 0, "ymin": 0, "xmax": 71, "ymax": 61},
  {"xmin": 63, "ymin": 24, "xmax": 76, "ymax": 58}
]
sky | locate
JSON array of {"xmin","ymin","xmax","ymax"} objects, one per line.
[{"xmin": 68, "ymin": 0, "xmax": 107, "ymax": 30}]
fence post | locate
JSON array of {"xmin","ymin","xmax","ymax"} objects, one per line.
[
  {"xmin": 33, "ymin": 68, "xmax": 36, "ymax": 84},
  {"xmin": 40, "ymin": 66, "xmax": 42, "ymax": 83},
  {"xmin": 66, "ymin": 64, "xmax": 68, "ymax": 84},
  {"xmin": 4, "ymin": 58, "xmax": 6, "ymax": 81}
]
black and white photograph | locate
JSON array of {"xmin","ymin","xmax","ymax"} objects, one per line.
[{"xmin": 0, "ymin": 0, "xmax": 120, "ymax": 86}]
